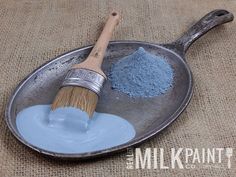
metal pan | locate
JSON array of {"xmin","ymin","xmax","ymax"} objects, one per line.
[{"xmin": 5, "ymin": 9, "xmax": 233, "ymax": 160}]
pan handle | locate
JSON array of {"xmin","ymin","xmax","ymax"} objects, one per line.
[{"xmin": 173, "ymin": 9, "xmax": 233, "ymax": 56}]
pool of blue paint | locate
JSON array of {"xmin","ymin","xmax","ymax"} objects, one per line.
[{"xmin": 16, "ymin": 105, "xmax": 136, "ymax": 154}]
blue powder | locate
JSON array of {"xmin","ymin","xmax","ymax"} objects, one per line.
[{"xmin": 109, "ymin": 47, "xmax": 174, "ymax": 97}]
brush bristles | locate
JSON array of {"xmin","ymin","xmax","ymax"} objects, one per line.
[{"xmin": 51, "ymin": 86, "xmax": 98, "ymax": 117}]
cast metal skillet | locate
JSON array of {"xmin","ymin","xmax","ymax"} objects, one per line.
[{"xmin": 5, "ymin": 10, "xmax": 233, "ymax": 160}]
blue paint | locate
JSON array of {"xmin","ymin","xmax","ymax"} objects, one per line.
[
  {"xmin": 109, "ymin": 47, "xmax": 174, "ymax": 97},
  {"xmin": 16, "ymin": 105, "xmax": 135, "ymax": 154}
]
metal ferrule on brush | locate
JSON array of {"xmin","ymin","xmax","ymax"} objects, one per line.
[{"xmin": 61, "ymin": 68, "xmax": 106, "ymax": 95}]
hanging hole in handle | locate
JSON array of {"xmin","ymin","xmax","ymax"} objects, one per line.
[
  {"xmin": 217, "ymin": 13, "xmax": 226, "ymax": 16},
  {"xmin": 216, "ymin": 11, "xmax": 228, "ymax": 17},
  {"xmin": 112, "ymin": 12, "xmax": 117, "ymax": 16}
]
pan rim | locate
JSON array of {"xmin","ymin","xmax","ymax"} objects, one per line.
[{"xmin": 5, "ymin": 40, "xmax": 193, "ymax": 160}]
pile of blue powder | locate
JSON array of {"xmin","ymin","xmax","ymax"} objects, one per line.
[{"xmin": 109, "ymin": 47, "xmax": 174, "ymax": 97}]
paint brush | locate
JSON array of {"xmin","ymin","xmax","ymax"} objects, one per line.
[{"xmin": 51, "ymin": 12, "xmax": 120, "ymax": 117}]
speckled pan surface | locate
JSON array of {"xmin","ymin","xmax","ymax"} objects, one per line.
[{"xmin": 5, "ymin": 10, "xmax": 233, "ymax": 159}]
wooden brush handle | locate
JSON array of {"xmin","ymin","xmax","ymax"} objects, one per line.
[
  {"xmin": 88, "ymin": 12, "xmax": 120, "ymax": 66},
  {"xmin": 73, "ymin": 12, "xmax": 120, "ymax": 77}
]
